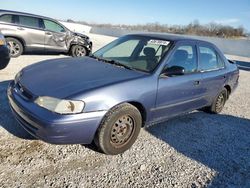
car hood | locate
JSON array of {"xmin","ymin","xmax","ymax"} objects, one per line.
[
  {"xmin": 20, "ymin": 57, "xmax": 145, "ymax": 99},
  {"xmin": 73, "ymin": 32, "xmax": 89, "ymax": 39}
]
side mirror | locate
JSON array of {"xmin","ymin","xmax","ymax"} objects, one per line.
[{"xmin": 161, "ymin": 66, "xmax": 185, "ymax": 77}]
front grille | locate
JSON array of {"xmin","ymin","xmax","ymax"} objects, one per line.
[{"xmin": 16, "ymin": 82, "xmax": 33, "ymax": 100}]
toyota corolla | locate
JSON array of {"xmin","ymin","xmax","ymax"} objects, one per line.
[{"xmin": 8, "ymin": 33, "xmax": 239, "ymax": 155}]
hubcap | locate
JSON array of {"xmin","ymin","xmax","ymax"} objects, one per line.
[
  {"xmin": 215, "ymin": 93, "xmax": 225, "ymax": 112},
  {"xmin": 7, "ymin": 41, "xmax": 20, "ymax": 56},
  {"xmin": 75, "ymin": 46, "xmax": 86, "ymax": 57},
  {"xmin": 110, "ymin": 115, "xmax": 134, "ymax": 147}
]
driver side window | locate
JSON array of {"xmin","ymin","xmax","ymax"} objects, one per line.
[
  {"xmin": 43, "ymin": 19, "xmax": 65, "ymax": 33},
  {"xmin": 168, "ymin": 45, "xmax": 197, "ymax": 74}
]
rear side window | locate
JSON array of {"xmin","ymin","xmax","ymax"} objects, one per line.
[
  {"xmin": 19, "ymin": 15, "xmax": 40, "ymax": 28},
  {"xmin": 43, "ymin": 20, "xmax": 65, "ymax": 33},
  {"xmin": 199, "ymin": 46, "xmax": 225, "ymax": 71},
  {"xmin": 0, "ymin": 14, "xmax": 13, "ymax": 23}
]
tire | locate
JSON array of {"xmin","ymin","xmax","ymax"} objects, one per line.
[
  {"xmin": 6, "ymin": 37, "xmax": 23, "ymax": 58},
  {"xmin": 95, "ymin": 103, "xmax": 142, "ymax": 155},
  {"xmin": 70, "ymin": 45, "xmax": 87, "ymax": 57},
  {"xmin": 205, "ymin": 88, "xmax": 228, "ymax": 114}
]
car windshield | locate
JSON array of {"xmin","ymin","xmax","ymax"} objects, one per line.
[{"xmin": 93, "ymin": 35, "xmax": 171, "ymax": 73}]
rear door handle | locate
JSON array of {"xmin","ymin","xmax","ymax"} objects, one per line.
[{"xmin": 194, "ymin": 80, "xmax": 200, "ymax": 86}]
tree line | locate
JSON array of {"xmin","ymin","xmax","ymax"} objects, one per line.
[{"xmin": 67, "ymin": 19, "xmax": 247, "ymax": 38}]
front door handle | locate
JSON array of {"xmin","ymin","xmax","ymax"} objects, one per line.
[
  {"xmin": 45, "ymin": 31, "xmax": 52, "ymax": 35},
  {"xmin": 17, "ymin": 27, "xmax": 25, "ymax": 30},
  {"xmin": 194, "ymin": 80, "xmax": 200, "ymax": 86}
]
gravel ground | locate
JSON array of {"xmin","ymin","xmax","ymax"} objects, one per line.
[{"xmin": 0, "ymin": 33, "xmax": 250, "ymax": 188}]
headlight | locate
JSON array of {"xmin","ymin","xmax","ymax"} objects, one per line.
[
  {"xmin": 15, "ymin": 71, "xmax": 23, "ymax": 84},
  {"xmin": 0, "ymin": 38, "xmax": 6, "ymax": 46},
  {"xmin": 34, "ymin": 96, "xmax": 85, "ymax": 114}
]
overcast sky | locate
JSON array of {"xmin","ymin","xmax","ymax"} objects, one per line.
[{"xmin": 1, "ymin": 0, "xmax": 250, "ymax": 31}]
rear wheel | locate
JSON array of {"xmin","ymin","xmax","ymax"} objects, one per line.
[
  {"xmin": 95, "ymin": 103, "xmax": 142, "ymax": 155},
  {"xmin": 6, "ymin": 37, "xmax": 23, "ymax": 58},
  {"xmin": 204, "ymin": 88, "xmax": 228, "ymax": 114},
  {"xmin": 70, "ymin": 45, "xmax": 87, "ymax": 57}
]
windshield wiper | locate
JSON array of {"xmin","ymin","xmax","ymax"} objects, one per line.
[
  {"xmin": 105, "ymin": 59, "xmax": 134, "ymax": 70},
  {"xmin": 89, "ymin": 55, "xmax": 134, "ymax": 70},
  {"xmin": 89, "ymin": 54, "xmax": 99, "ymax": 60}
]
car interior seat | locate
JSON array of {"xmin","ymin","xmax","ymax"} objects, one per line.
[
  {"xmin": 143, "ymin": 47, "xmax": 158, "ymax": 71},
  {"xmin": 169, "ymin": 49, "xmax": 188, "ymax": 68}
]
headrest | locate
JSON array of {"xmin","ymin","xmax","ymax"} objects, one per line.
[
  {"xmin": 173, "ymin": 50, "xmax": 188, "ymax": 62},
  {"xmin": 143, "ymin": 47, "xmax": 156, "ymax": 57}
]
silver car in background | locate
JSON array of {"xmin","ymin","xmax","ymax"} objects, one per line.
[{"xmin": 0, "ymin": 10, "xmax": 92, "ymax": 57}]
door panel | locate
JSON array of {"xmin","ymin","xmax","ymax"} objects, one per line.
[
  {"xmin": 17, "ymin": 15, "xmax": 45, "ymax": 51},
  {"xmin": 201, "ymin": 70, "xmax": 227, "ymax": 104},
  {"xmin": 198, "ymin": 44, "xmax": 227, "ymax": 104},
  {"xmin": 43, "ymin": 19, "xmax": 68, "ymax": 52},
  {"xmin": 20, "ymin": 27, "xmax": 45, "ymax": 50},
  {"xmin": 153, "ymin": 42, "xmax": 207, "ymax": 121},
  {"xmin": 153, "ymin": 73, "xmax": 205, "ymax": 121}
]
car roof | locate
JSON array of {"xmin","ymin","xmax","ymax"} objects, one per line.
[
  {"xmin": 0, "ymin": 9, "xmax": 55, "ymax": 21},
  {"xmin": 127, "ymin": 32, "xmax": 215, "ymax": 45}
]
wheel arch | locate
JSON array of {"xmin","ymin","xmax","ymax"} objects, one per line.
[
  {"xmin": 99, "ymin": 101, "xmax": 148, "ymax": 128},
  {"xmin": 127, "ymin": 101, "xmax": 147, "ymax": 127},
  {"xmin": 224, "ymin": 85, "xmax": 231, "ymax": 99}
]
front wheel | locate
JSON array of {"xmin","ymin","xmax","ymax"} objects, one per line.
[
  {"xmin": 70, "ymin": 45, "xmax": 87, "ymax": 57},
  {"xmin": 95, "ymin": 103, "xmax": 142, "ymax": 155}
]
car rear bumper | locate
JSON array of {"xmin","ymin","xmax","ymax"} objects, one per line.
[
  {"xmin": 0, "ymin": 45, "xmax": 10, "ymax": 69},
  {"xmin": 7, "ymin": 81, "xmax": 107, "ymax": 144}
]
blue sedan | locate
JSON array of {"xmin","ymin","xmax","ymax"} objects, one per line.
[
  {"xmin": 8, "ymin": 33, "xmax": 239, "ymax": 155},
  {"xmin": 0, "ymin": 34, "xmax": 10, "ymax": 70}
]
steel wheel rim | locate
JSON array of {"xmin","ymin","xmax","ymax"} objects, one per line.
[
  {"xmin": 215, "ymin": 93, "xmax": 225, "ymax": 112},
  {"xmin": 7, "ymin": 41, "xmax": 20, "ymax": 56},
  {"xmin": 110, "ymin": 115, "xmax": 135, "ymax": 147},
  {"xmin": 75, "ymin": 46, "xmax": 86, "ymax": 57}
]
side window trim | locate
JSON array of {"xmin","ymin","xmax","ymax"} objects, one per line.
[
  {"xmin": 195, "ymin": 44, "xmax": 201, "ymax": 71},
  {"xmin": 13, "ymin": 15, "xmax": 19, "ymax": 24},
  {"xmin": 200, "ymin": 67, "xmax": 223, "ymax": 73},
  {"xmin": 39, "ymin": 18, "xmax": 45, "ymax": 30},
  {"xmin": 216, "ymin": 52, "xmax": 225, "ymax": 69}
]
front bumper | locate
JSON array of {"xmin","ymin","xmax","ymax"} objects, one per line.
[
  {"xmin": 7, "ymin": 81, "xmax": 107, "ymax": 144},
  {"xmin": 0, "ymin": 45, "xmax": 10, "ymax": 70}
]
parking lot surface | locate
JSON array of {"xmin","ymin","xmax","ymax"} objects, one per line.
[{"xmin": 0, "ymin": 34, "xmax": 250, "ymax": 187}]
